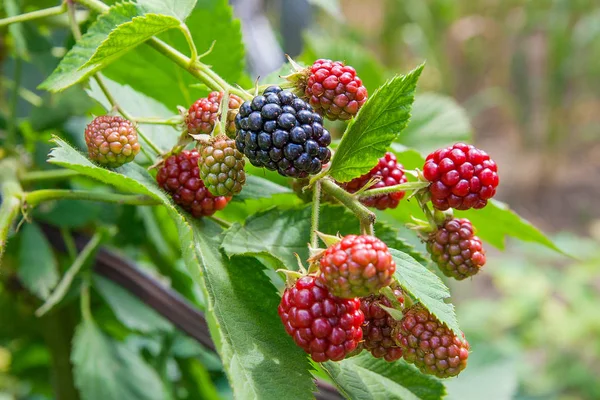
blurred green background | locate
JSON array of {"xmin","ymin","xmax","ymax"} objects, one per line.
[{"xmin": 1, "ymin": 0, "xmax": 600, "ymax": 399}]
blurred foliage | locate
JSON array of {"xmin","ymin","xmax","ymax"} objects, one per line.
[{"xmin": 449, "ymin": 235, "xmax": 600, "ymax": 400}]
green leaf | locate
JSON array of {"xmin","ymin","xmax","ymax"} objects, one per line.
[
  {"xmin": 18, "ymin": 222, "xmax": 59, "ymax": 299},
  {"xmin": 323, "ymin": 352, "xmax": 445, "ymax": 400},
  {"xmin": 189, "ymin": 223, "xmax": 316, "ymax": 400},
  {"xmin": 47, "ymin": 138, "xmax": 315, "ymax": 400},
  {"xmin": 47, "ymin": 137, "xmax": 171, "ymax": 203},
  {"xmin": 93, "ymin": 275, "xmax": 173, "ymax": 334},
  {"xmin": 86, "ymin": 77, "xmax": 179, "ymax": 153},
  {"xmin": 136, "ymin": 0, "xmax": 197, "ymax": 21},
  {"xmin": 390, "ymin": 248, "xmax": 461, "ymax": 337},
  {"xmin": 103, "ymin": 0, "xmax": 245, "ymax": 110},
  {"xmin": 398, "ymin": 93, "xmax": 472, "ymax": 154},
  {"xmin": 455, "ymin": 200, "xmax": 564, "ymax": 253},
  {"xmin": 328, "ymin": 64, "xmax": 424, "ymax": 182},
  {"xmin": 221, "ymin": 206, "xmax": 312, "ymax": 269},
  {"xmin": 231, "ymin": 175, "xmax": 293, "ymax": 202},
  {"xmin": 39, "ymin": 3, "xmax": 141, "ymax": 92},
  {"xmin": 221, "ymin": 204, "xmax": 425, "ymax": 269},
  {"xmin": 72, "ymin": 318, "xmax": 166, "ymax": 400},
  {"xmin": 81, "ymin": 13, "xmax": 180, "ymax": 72}
]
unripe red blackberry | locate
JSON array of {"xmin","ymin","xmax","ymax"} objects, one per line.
[
  {"xmin": 423, "ymin": 143, "xmax": 499, "ymax": 211},
  {"xmin": 304, "ymin": 59, "xmax": 368, "ymax": 120},
  {"xmin": 278, "ymin": 275, "xmax": 364, "ymax": 362},
  {"xmin": 186, "ymin": 91, "xmax": 243, "ymax": 138},
  {"xmin": 318, "ymin": 235, "xmax": 396, "ymax": 299},
  {"xmin": 156, "ymin": 150, "xmax": 231, "ymax": 218},
  {"xmin": 426, "ymin": 218, "xmax": 486, "ymax": 280},
  {"xmin": 360, "ymin": 289, "xmax": 405, "ymax": 362},
  {"xmin": 198, "ymin": 135, "xmax": 246, "ymax": 196},
  {"xmin": 394, "ymin": 305, "xmax": 469, "ymax": 378},
  {"xmin": 85, "ymin": 115, "xmax": 140, "ymax": 167},
  {"xmin": 341, "ymin": 152, "xmax": 408, "ymax": 210}
]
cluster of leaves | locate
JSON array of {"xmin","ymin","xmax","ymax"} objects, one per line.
[{"xmin": 0, "ymin": 0, "xmax": 563, "ymax": 399}]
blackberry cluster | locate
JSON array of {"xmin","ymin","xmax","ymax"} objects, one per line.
[
  {"xmin": 423, "ymin": 143, "xmax": 499, "ymax": 211},
  {"xmin": 341, "ymin": 152, "xmax": 408, "ymax": 210},
  {"xmin": 234, "ymin": 86, "xmax": 331, "ymax": 178},
  {"xmin": 318, "ymin": 235, "xmax": 396, "ymax": 299},
  {"xmin": 156, "ymin": 150, "xmax": 230, "ymax": 218},
  {"xmin": 360, "ymin": 289, "xmax": 405, "ymax": 361},
  {"xmin": 394, "ymin": 305, "xmax": 469, "ymax": 378},
  {"xmin": 85, "ymin": 115, "xmax": 140, "ymax": 167},
  {"xmin": 427, "ymin": 218, "xmax": 486, "ymax": 280},
  {"xmin": 278, "ymin": 275, "xmax": 364, "ymax": 362},
  {"xmin": 198, "ymin": 135, "xmax": 246, "ymax": 196},
  {"xmin": 304, "ymin": 59, "xmax": 368, "ymax": 120},
  {"xmin": 186, "ymin": 91, "xmax": 242, "ymax": 138}
]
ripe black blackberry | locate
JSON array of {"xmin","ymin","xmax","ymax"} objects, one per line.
[{"xmin": 234, "ymin": 86, "xmax": 331, "ymax": 178}]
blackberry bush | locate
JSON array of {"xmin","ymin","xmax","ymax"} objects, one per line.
[{"xmin": 1, "ymin": 3, "xmax": 561, "ymax": 399}]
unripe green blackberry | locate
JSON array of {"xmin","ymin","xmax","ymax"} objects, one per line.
[
  {"xmin": 198, "ymin": 135, "xmax": 246, "ymax": 196},
  {"xmin": 85, "ymin": 116, "xmax": 140, "ymax": 167}
]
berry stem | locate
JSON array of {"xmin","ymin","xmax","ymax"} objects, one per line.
[
  {"xmin": 179, "ymin": 23, "xmax": 198, "ymax": 63},
  {"xmin": 0, "ymin": 159, "xmax": 24, "ymax": 264},
  {"xmin": 209, "ymin": 216, "xmax": 232, "ymax": 229},
  {"xmin": 415, "ymin": 192, "xmax": 437, "ymax": 231},
  {"xmin": 0, "ymin": 2, "xmax": 67, "ymax": 27},
  {"xmin": 357, "ymin": 181, "xmax": 430, "ymax": 199},
  {"xmin": 218, "ymin": 90, "xmax": 230, "ymax": 137},
  {"xmin": 24, "ymin": 189, "xmax": 162, "ymax": 207},
  {"xmin": 320, "ymin": 178, "xmax": 376, "ymax": 233},
  {"xmin": 310, "ymin": 181, "xmax": 321, "ymax": 248},
  {"xmin": 19, "ymin": 169, "xmax": 80, "ymax": 183},
  {"xmin": 133, "ymin": 116, "xmax": 183, "ymax": 126}
]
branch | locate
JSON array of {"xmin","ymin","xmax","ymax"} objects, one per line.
[
  {"xmin": 0, "ymin": 159, "xmax": 23, "ymax": 263},
  {"xmin": 357, "ymin": 181, "xmax": 430, "ymax": 199},
  {"xmin": 0, "ymin": 3, "xmax": 67, "ymax": 27},
  {"xmin": 320, "ymin": 179, "xmax": 376, "ymax": 235},
  {"xmin": 24, "ymin": 189, "xmax": 161, "ymax": 207}
]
